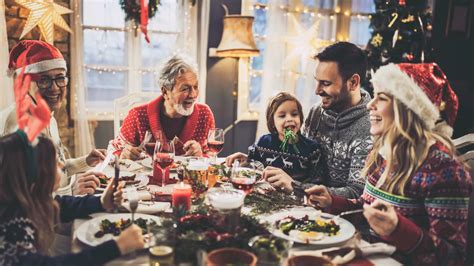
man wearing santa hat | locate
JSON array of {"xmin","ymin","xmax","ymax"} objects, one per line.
[{"xmin": 0, "ymin": 40, "xmax": 104, "ymax": 196}]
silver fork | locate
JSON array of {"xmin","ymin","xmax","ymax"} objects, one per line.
[
  {"xmin": 127, "ymin": 187, "xmax": 139, "ymax": 224},
  {"xmin": 331, "ymin": 209, "xmax": 364, "ymax": 220}
]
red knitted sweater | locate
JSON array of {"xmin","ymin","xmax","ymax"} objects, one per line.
[{"xmin": 109, "ymin": 96, "xmax": 215, "ymax": 156}]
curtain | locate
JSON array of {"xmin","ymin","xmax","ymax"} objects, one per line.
[
  {"xmin": 254, "ymin": 1, "xmax": 322, "ymax": 138},
  {"xmin": 0, "ymin": 0, "xmax": 13, "ymax": 110},
  {"xmin": 71, "ymin": 0, "xmax": 94, "ymax": 156}
]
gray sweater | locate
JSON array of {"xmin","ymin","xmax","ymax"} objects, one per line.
[{"xmin": 303, "ymin": 90, "xmax": 372, "ymax": 198}]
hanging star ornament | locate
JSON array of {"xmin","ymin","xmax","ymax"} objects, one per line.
[
  {"xmin": 284, "ymin": 14, "xmax": 332, "ymax": 72},
  {"xmin": 15, "ymin": 0, "xmax": 73, "ymax": 44},
  {"xmin": 371, "ymin": 33, "xmax": 383, "ymax": 47}
]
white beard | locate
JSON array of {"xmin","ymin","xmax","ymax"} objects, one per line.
[{"xmin": 174, "ymin": 102, "xmax": 195, "ymax": 116}]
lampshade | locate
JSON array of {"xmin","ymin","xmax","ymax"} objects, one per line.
[{"xmin": 216, "ymin": 14, "xmax": 260, "ymax": 57}]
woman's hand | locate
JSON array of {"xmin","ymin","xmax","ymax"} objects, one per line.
[
  {"xmin": 263, "ymin": 166, "xmax": 294, "ymax": 193},
  {"xmin": 115, "ymin": 224, "xmax": 145, "ymax": 255},
  {"xmin": 305, "ymin": 185, "xmax": 332, "ymax": 208},
  {"xmin": 183, "ymin": 140, "xmax": 203, "ymax": 157},
  {"xmin": 86, "ymin": 149, "xmax": 107, "ymax": 167},
  {"xmin": 225, "ymin": 152, "xmax": 248, "ymax": 167},
  {"xmin": 100, "ymin": 177, "xmax": 124, "ymax": 212},
  {"xmin": 363, "ymin": 199, "xmax": 399, "ymax": 237}
]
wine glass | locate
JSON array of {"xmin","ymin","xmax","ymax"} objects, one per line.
[
  {"xmin": 207, "ymin": 128, "xmax": 224, "ymax": 164},
  {"xmin": 231, "ymin": 161, "xmax": 256, "ymax": 195},
  {"xmin": 142, "ymin": 131, "xmax": 155, "ymax": 157},
  {"xmin": 154, "ymin": 139, "xmax": 175, "ymax": 187}
]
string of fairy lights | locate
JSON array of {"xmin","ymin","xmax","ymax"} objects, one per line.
[
  {"xmin": 70, "ymin": 1, "xmax": 194, "ymax": 119},
  {"xmin": 248, "ymin": 2, "xmax": 372, "ymax": 80}
]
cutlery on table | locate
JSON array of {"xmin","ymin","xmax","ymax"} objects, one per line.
[{"xmin": 127, "ymin": 187, "xmax": 139, "ymax": 224}]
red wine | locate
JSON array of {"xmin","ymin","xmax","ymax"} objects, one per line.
[
  {"xmin": 208, "ymin": 141, "xmax": 224, "ymax": 154},
  {"xmin": 145, "ymin": 143, "xmax": 156, "ymax": 156},
  {"xmin": 231, "ymin": 177, "xmax": 255, "ymax": 195},
  {"xmin": 155, "ymin": 153, "xmax": 174, "ymax": 169}
]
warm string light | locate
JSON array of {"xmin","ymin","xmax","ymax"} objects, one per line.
[{"xmin": 249, "ymin": 3, "xmax": 371, "ymax": 19}]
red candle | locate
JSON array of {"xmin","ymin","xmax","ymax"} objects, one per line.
[{"xmin": 172, "ymin": 182, "xmax": 192, "ymax": 211}]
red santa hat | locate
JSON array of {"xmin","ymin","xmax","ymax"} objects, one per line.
[
  {"xmin": 371, "ymin": 63, "xmax": 458, "ymax": 137},
  {"xmin": 8, "ymin": 40, "xmax": 67, "ymax": 76}
]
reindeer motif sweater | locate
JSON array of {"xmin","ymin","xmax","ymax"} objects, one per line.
[{"xmin": 248, "ymin": 133, "xmax": 325, "ymax": 185}]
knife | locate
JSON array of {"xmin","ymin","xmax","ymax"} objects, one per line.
[{"xmin": 113, "ymin": 155, "xmax": 120, "ymax": 211}]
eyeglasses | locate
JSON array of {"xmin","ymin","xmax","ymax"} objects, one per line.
[{"xmin": 35, "ymin": 76, "xmax": 69, "ymax": 89}]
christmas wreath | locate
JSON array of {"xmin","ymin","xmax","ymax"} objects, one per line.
[{"xmin": 120, "ymin": 0, "xmax": 160, "ymax": 25}]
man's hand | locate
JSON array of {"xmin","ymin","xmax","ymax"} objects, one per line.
[
  {"xmin": 225, "ymin": 152, "xmax": 248, "ymax": 167},
  {"xmin": 183, "ymin": 140, "xmax": 202, "ymax": 157},
  {"xmin": 100, "ymin": 177, "xmax": 124, "ymax": 211},
  {"xmin": 72, "ymin": 171, "xmax": 101, "ymax": 195},
  {"xmin": 120, "ymin": 144, "xmax": 143, "ymax": 160},
  {"xmin": 86, "ymin": 149, "xmax": 107, "ymax": 167},
  {"xmin": 263, "ymin": 166, "xmax": 294, "ymax": 193},
  {"xmin": 363, "ymin": 200, "xmax": 398, "ymax": 237},
  {"xmin": 305, "ymin": 185, "xmax": 332, "ymax": 208}
]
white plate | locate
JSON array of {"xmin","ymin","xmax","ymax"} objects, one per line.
[
  {"xmin": 75, "ymin": 213, "xmax": 161, "ymax": 246},
  {"xmin": 139, "ymin": 157, "xmax": 153, "ymax": 169},
  {"xmin": 133, "ymin": 174, "xmax": 149, "ymax": 189},
  {"xmin": 264, "ymin": 207, "xmax": 356, "ymax": 246}
]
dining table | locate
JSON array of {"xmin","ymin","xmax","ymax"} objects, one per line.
[{"xmin": 71, "ymin": 156, "xmax": 402, "ymax": 266}]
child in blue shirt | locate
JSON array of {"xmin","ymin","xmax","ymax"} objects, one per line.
[{"xmin": 226, "ymin": 92, "xmax": 325, "ymax": 192}]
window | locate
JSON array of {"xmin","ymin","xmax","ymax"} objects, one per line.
[
  {"xmin": 243, "ymin": 0, "xmax": 375, "ymax": 119},
  {"xmin": 81, "ymin": 0, "xmax": 192, "ymax": 119}
]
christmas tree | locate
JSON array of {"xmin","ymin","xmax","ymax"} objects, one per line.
[{"xmin": 365, "ymin": 0, "xmax": 434, "ymax": 74}]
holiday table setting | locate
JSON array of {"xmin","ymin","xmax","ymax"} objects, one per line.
[{"xmin": 71, "ymin": 155, "xmax": 402, "ymax": 265}]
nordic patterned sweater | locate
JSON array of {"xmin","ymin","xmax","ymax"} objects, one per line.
[
  {"xmin": 108, "ymin": 95, "xmax": 215, "ymax": 156},
  {"xmin": 0, "ymin": 195, "xmax": 121, "ymax": 266},
  {"xmin": 248, "ymin": 133, "xmax": 324, "ymax": 185},
  {"xmin": 303, "ymin": 90, "xmax": 372, "ymax": 198},
  {"xmin": 328, "ymin": 142, "xmax": 472, "ymax": 265}
]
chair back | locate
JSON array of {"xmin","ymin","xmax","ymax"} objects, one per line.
[
  {"xmin": 113, "ymin": 92, "xmax": 157, "ymax": 138},
  {"xmin": 456, "ymin": 134, "xmax": 474, "ymax": 265}
]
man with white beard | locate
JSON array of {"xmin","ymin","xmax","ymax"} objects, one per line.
[{"xmin": 109, "ymin": 55, "xmax": 215, "ymax": 159}]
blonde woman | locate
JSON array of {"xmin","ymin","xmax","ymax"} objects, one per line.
[{"xmin": 305, "ymin": 63, "xmax": 471, "ymax": 265}]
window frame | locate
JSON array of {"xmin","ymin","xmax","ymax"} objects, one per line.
[{"xmin": 74, "ymin": 0, "xmax": 198, "ymax": 121}]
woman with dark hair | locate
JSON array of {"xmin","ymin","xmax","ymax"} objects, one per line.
[
  {"xmin": 305, "ymin": 63, "xmax": 471, "ymax": 265},
  {"xmin": 0, "ymin": 132, "xmax": 145, "ymax": 265}
]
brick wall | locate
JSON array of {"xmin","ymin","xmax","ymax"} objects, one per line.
[{"xmin": 5, "ymin": 0, "xmax": 76, "ymax": 157}]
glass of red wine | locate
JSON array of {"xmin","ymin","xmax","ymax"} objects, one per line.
[
  {"xmin": 230, "ymin": 161, "xmax": 257, "ymax": 195},
  {"xmin": 140, "ymin": 131, "xmax": 154, "ymax": 159},
  {"xmin": 207, "ymin": 128, "xmax": 224, "ymax": 164},
  {"xmin": 153, "ymin": 139, "xmax": 175, "ymax": 187}
]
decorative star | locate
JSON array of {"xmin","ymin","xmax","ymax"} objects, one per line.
[
  {"xmin": 15, "ymin": 0, "xmax": 73, "ymax": 44},
  {"xmin": 284, "ymin": 14, "xmax": 332, "ymax": 72},
  {"xmin": 371, "ymin": 33, "xmax": 383, "ymax": 47}
]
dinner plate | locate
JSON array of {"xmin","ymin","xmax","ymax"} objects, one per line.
[
  {"xmin": 75, "ymin": 213, "xmax": 161, "ymax": 246},
  {"xmin": 264, "ymin": 207, "xmax": 356, "ymax": 246},
  {"xmin": 138, "ymin": 157, "xmax": 179, "ymax": 172},
  {"xmin": 123, "ymin": 201, "xmax": 171, "ymax": 214}
]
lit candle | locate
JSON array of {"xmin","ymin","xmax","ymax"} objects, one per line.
[{"xmin": 172, "ymin": 182, "xmax": 192, "ymax": 211}]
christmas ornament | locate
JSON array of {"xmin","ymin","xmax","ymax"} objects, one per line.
[
  {"xmin": 388, "ymin": 12, "xmax": 398, "ymax": 28},
  {"xmin": 120, "ymin": 0, "xmax": 160, "ymax": 43},
  {"xmin": 401, "ymin": 14, "xmax": 415, "ymax": 23},
  {"xmin": 371, "ymin": 33, "xmax": 383, "ymax": 47},
  {"xmin": 15, "ymin": 0, "xmax": 73, "ymax": 44}
]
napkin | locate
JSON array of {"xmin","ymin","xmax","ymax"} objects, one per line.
[
  {"xmin": 122, "ymin": 201, "xmax": 171, "ymax": 214},
  {"xmin": 291, "ymin": 242, "xmax": 396, "ymax": 265}
]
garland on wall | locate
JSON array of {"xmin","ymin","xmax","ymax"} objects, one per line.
[{"xmin": 119, "ymin": 0, "xmax": 160, "ymax": 43}]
